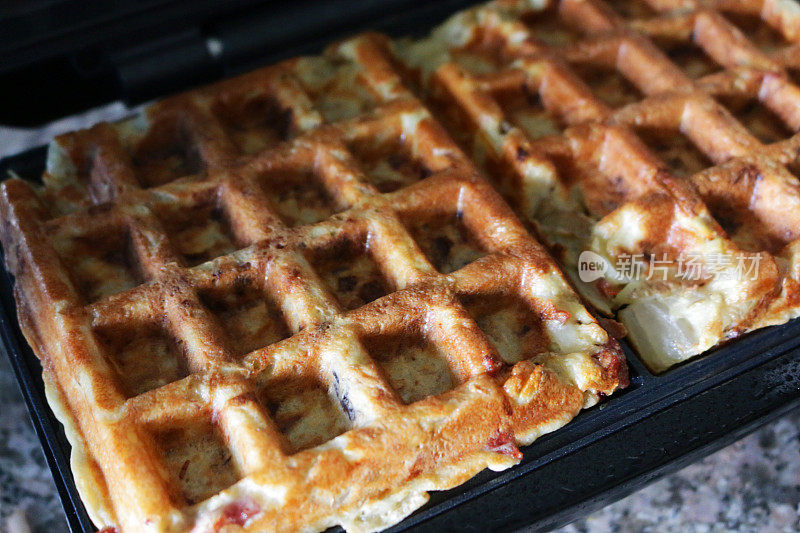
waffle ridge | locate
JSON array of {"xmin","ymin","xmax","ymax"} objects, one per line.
[
  {"xmin": 394, "ymin": 0, "xmax": 800, "ymax": 371},
  {"xmin": 0, "ymin": 31, "xmax": 626, "ymax": 532}
]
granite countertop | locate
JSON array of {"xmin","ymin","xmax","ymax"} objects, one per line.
[{"xmin": 1, "ymin": 112, "xmax": 799, "ymax": 533}]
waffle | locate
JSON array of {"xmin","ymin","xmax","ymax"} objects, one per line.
[
  {"xmin": 0, "ymin": 29, "xmax": 626, "ymax": 532},
  {"xmin": 395, "ymin": 0, "xmax": 800, "ymax": 372}
]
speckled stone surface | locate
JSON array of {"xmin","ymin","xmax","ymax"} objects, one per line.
[
  {"xmin": 557, "ymin": 411, "xmax": 800, "ymax": 533},
  {"xmin": 1, "ymin": 113, "xmax": 800, "ymax": 533},
  {"xmin": 0, "ymin": 350, "xmax": 67, "ymax": 533}
]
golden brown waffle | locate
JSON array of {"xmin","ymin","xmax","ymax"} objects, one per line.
[
  {"xmin": 395, "ymin": 0, "xmax": 800, "ymax": 371},
  {"xmin": 0, "ymin": 32, "xmax": 625, "ymax": 532}
]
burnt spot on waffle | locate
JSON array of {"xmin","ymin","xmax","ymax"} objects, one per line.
[
  {"xmin": 361, "ymin": 329, "xmax": 456, "ymax": 404},
  {"xmin": 460, "ymin": 292, "xmax": 549, "ymax": 364},
  {"xmin": 256, "ymin": 169, "xmax": 343, "ymax": 227},
  {"xmin": 152, "ymin": 419, "xmax": 241, "ymax": 505},
  {"xmin": 95, "ymin": 319, "xmax": 188, "ymax": 398},
  {"xmin": 212, "ymin": 93, "xmax": 294, "ymax": 155},
  {"xmin": 199, "ymin": 277, "xmax": 290, "ymax": 359},
  {"xmin": 131, "ymin": 119, "xmax": 204, "ymax": 187},
  {"xmin": 717, "ymin": 95, "xmax": 795, "ymax": 145},
  {"xmin": 635, "ymin": 126, "xmax": 714, "ymax": 177},
  {"xmin": 54, "ymin": 226, "xmax": 144, "ymax": 304},
  {"xmin": 571, "ymin": 63, "xmax": 644, "ymax": 109},
  {"xmin": 258, "ymin": 373, "xmax": 352, "ymax": 453},
  {"xmin": 404, "ymin": 211, "xmax": 488, "ymax": 274},
  {"xmin": 156, "ymin": 200, "xmax": 239, "ymax": 266},
  {"xmin": 306, "ymin": 237, "xmax": 391, "ymax": 311},
  {"xmin": 348, "ymin": 136, "xmax": 431, "ymax": 193}
]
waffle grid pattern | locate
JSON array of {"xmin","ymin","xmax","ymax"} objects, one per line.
[
  {"xmin": 395, "ymin": 0, "xmax": 800, "ymax": 371},
  {"xmin": 0, "ymin": 33, "xmax": 624, "ymax": 532}
]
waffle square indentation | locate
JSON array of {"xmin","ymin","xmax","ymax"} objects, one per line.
[
  {"xmin": 492, "ymin": 83, "xmax": 566, "ymax": 140},
  {"xmin": 295, "ymin": 57, "xmax": 380, "ymax": 122},
  {"xmin": 724, "ymin": 12, "xmax": 790, "ymax": 54},
  {"xmin": 605, "ymin": 0, "xmax": 656, "ymax": 19},
  {"xmin": 572, "ymin": 63, "xmax": 644, "ymax": 109},
  {"xmin": 258, "ymin": 373, "xmax": 352, "ymax": 453},
  {"xmin": 212, "ymin": 93, "xmax": 294, "ymax": 155},
  {"xmin": 349, "ymin": 137, "xmax": 431, "ymax": 193},
  {"xmin": 156, "ymin": 200, "xmax": 239, "ymax": 266},
  {"xmin": 405, "ymin": 211, "xmax": 488, "ymax": 274},
  {"xmin": 257, "ymin": 170, "xmax": 343, "ymax": 227},
  {"xmin": 307, "ymin": 238, "xmax": 391, "ymax": 311},
  {"xmin": 521, "ymin": 7, "xmax": 583, "ymax": 48},
  {"xmin": 95, "ymin": 319, "xmax": 188, "ymax": 397},
  {"xmin": 200, "ymin": 277, "xmax": 291, "ymax": 359},
  {"xmin": 56, "ymin": 227, "xmax": 144, "ymax": 303},
  {"xmin": 657, "ymin": 40, "xmax": 722, "ymax": 79},
  {"xmin": 153, "ymin": 419, "xmax": 241, "ymax": 505},
  {"xmin": 361, "ymin": 330, "xmax": 455, "ymax": 404},
  {"xmin": 460, "ymin": 292, "xmax": 549, "ymax": 364},
  {"xmin": 636, "ymin": 126, "xmax": 713, "ymax": 177},
  {"xmin": 131, "ymin": 121, "xmax": 203, "ymax": 188},
  {"xmin": 717, "ymin": 95, "xmax": 795, "ymax": 145}
]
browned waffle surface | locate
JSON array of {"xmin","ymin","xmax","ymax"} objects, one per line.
[
  {"xmin": 394, "ymin": 0, "xmax": 800, "ymax": 372},
  {"xmin": 0, "ymin": 31, "xmax": 625, "ymax": 532}
]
